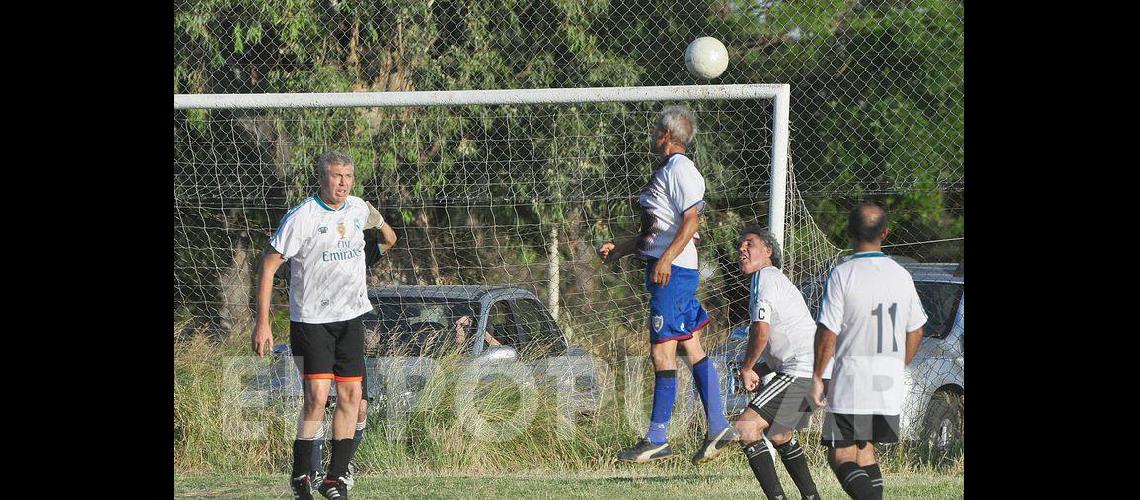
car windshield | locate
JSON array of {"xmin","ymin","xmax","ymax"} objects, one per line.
[
  {"xmin": 361, "ymin": 297, "xmax": 483, "ymax": 357},
  {"xmin": 914, "ymin": 281, "xmax": 963, "ymax": 339}
]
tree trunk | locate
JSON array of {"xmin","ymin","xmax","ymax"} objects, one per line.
[{"xmin": 218, "ymin": 240, "xmax": 252, "ymax": 342}]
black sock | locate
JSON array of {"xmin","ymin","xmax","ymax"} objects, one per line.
[
  {"xmin": 325, "ymin": 438, "xmax": 355, "ymax": 481},
  {"xmin": 348, "ymin": 421, "xmax": 366, "ymax": 464},
  {"xmin": 862, "ymin": 463, "xmax": 883, "ymax": 500},
  {"xmin": 775, "ymin": 435, "xmax": 819, "ymax": 498},
  {"xmin": 291, "ymin": 439, "xmax": 315, "ymax": 478},
  {"xmin": 833, "ymin": 461, "xmax": 876, "ymax": 500},
  {"xmin": 743, "ymin": 440, "xmax": 786, "ymax": 500}
]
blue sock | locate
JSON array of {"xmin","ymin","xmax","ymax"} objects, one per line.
[
  {"xmin": 646, "ymin": 370, "xmax": 677, "ymax": 445},
  {"xmin": 692, "ymin": 357, "xmax": 729, "ymax": 436}
]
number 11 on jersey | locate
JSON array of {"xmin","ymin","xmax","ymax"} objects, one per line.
[{"xmin": 871, "ymin": 303, "xmax": 898, "ymax": 353}]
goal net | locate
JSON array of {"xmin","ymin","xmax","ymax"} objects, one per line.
[{"xmin": 173, "ymin": 85, "xmax": 842, "ymax": 359}]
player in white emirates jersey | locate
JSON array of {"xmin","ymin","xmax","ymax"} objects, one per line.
[
  {"xmin": 598, "ymin": 105, "xmax": 738, "ymax": 465},
  {"xmin": 732, "ymin": 227, "xmax": 820, "ymax": 500},
  {"xmin": 810, "ymin": 202, "xmax": 926, "ymax": 500},
  {"xmin": 252, "ymin": 151, "xmax": 397, "ymax": 500},
  {"xmin": 308, "ymin": 200, "xmax": 397, "ymax": 491}
]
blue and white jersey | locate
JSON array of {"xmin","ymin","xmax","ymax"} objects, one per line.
[
  {"xmin": 817, "ymin": 252, "xmax": 927, "ymax": 415},
  {"xmin": 637, "ymin": 153, "xmax": 705, "ymax": 270},
  {"xmin": 750, "ymin": 266, "xmax": 816, "ymax": 378},
  {"xmin": 269, "ymin": 194, "xmax": 374, "ymax": 323}
]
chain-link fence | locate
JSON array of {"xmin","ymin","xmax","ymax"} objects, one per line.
[{"xmin": 174, "ymin": 0, "xmax": 963, "ymax": 469}]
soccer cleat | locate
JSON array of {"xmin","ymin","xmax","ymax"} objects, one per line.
[
  {"xmin": 616, "ymin": 438, "xmax": 675, "ymax": 463},
  {"xmin": 290, "ymin": 474, "xmax": 314, "ymax": 500},
  {"xmin": 317, "ymin": 477, "xmax": 350, "ymax": 499},
  {"xmin": 343, "ymin": 462, "xmax": 355, "ymax": 490},
  {"xmin": 691, "ymin": 426, "xmax": 742, "ymax": 465}
]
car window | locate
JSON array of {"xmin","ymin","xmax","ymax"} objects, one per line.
[
  {"xmin": 364, "ymin": 298, "xmax": 482, "ymax": 356},
  {"xmin": 914, "ymin": 282, "xmax": 963, "ymax": 339},
  {"xmin": 487, "ymin": 300, "xmax": 518, "ymax": 347},
  {"xmin": 513, "ymin": 298, "xmax": 565, "ymax": 356}
]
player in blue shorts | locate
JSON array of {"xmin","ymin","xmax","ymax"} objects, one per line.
[{"xmin": 598, "ymin": 105, "xmax": 739, "ymax": 464}]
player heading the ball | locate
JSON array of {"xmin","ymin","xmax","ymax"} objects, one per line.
[{"xmin": 598, "ymin": 105, "xmax": 740, "ymax": 465}]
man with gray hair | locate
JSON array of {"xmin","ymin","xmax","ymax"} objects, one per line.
[
  {"xmin": 733, "ymin": 226, "xmax": 820, "ymax": 499},
  {"xmin": 598, "ymin": 105, "xmax": 739, "ymax": 465},
  {"xmin": 252, "ymin": 150, "xmax": 396, "ymax": 500}
]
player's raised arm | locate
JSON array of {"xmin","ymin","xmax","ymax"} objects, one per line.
[
  {"xmin": 377, "ymin": 222, "xmax": 397, "ymax": 254},
  {"xmin": 253, "ymin": 248, "xmax": 287, "ymax": 356},
  {"xmin": 365, "ymin": 201, "xmax": 398, "ymax": 254}
]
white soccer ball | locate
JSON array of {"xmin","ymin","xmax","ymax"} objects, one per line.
[{"xmin": 685, "ymin": 37, "xmax": 729, "ymax": 80}]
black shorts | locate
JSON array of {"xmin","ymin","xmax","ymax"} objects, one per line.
[
  {"xmin": 747, "ymin": 373, "xmax": 816, "ymax": 435},
  {"xmin": 820, "ymin": 412, "xmax": 900, "ymax": 448},
  {"xmin": 289, "ymin": 316, "xmax": 365, "ymax": 383}
]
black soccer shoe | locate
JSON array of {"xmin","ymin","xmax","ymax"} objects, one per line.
[
  {"xmin": 343, "ymin": 462, "xmax": 355, "ymax": 490},
  {"xmin": 290, "ymin": 474, "xmax": 314, "ymax": 500},
  {"xmin": 691, "ymin": 426, "xmax": 742, "ymax": 465},
  {"xmin": 616, "ymin": 438, "xmax": 675, "ymax": 463},
  {"xmin": 317, "ymin": 477, "xmax": 349, "ymax": 499}
]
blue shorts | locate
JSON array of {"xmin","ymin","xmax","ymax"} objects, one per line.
[{"xmin": 644, "ymin": 258, "xmax": 710, "ymax": 343}]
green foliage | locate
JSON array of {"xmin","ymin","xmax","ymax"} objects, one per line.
[{"xmin": 174, "ymin": 0, "xmax": 963, "ymax": 336}]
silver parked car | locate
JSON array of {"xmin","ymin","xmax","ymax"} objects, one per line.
[
  {"xmin": 241, "ymin": 286, "xmax": 604, "ymax": 422},
  {"xmin": 707, "ymin": 262, "xmax": 963, "ymax": 452}
]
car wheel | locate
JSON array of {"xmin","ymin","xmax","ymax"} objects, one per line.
[{"xmin": 921, "ymin": 389, "xmax": 963, "ymax": 456}]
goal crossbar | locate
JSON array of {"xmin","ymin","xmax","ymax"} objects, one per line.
[
  {"xmin": 173, "ymin": 83, "xmax": 791, "ymax": 251},
  {"xmin": 174, "ymin": 84, "xmax": 788, "ymax": 109}
]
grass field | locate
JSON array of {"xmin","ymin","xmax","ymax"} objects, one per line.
[
  {"xmin": 175, "ymin": 466, "xmax": 962, "ymax": 498},
  {"xmin": 177, "ymin": 333, "xmax": 963, "ymax": 498}
]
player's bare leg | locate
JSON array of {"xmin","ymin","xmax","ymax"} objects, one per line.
[
  {"xmin": 650, "ymin": 338, "xmax": 679, "ymax": 369},
  {"xmin": 300, "ymin": 379, "xmax": 332, "ymax": 439},
  {"xmin": 332, "ymin": 381, "xmax": 362, "ymax": 439}
]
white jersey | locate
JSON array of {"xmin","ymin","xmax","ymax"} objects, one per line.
[
  {"xmin": 637, "ymin": 154, "xmax": 705, "ymax": 269},
  {"xmin": 269, "ymin": 194, "xmax": 380, "ymax": 323},
  {"xmin": 749, "ymin": 266, "xmax": 816, "ymax": 378},
  {"xmin": 817, "ymin": 252, "xmax": 927, "ymax": 415}
]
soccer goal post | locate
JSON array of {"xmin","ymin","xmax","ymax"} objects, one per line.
[
  {"xmin": 173, "ymin": 84, "xmax": 826, "ymax": 345},
  {"xmin": 174, "ymin": 84, "xmax": 790, "ymax": 245}
]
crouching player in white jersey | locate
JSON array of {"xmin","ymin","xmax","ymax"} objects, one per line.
[
  {"xmin": 811, "ymin": 202, "xmax": 927, "ymax": 500},
  {"xmin": 251, "ymin": 151, "xmax": 396, "ymax": 500},
  {"xmin": 733, "ymin": 227, "xmax": 821, "ymax": 500}
]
